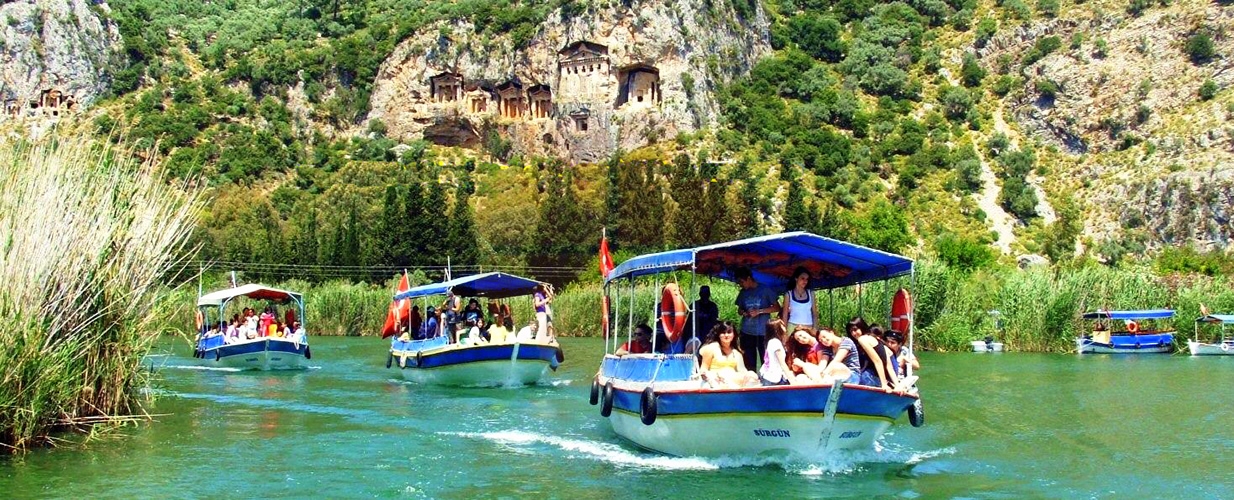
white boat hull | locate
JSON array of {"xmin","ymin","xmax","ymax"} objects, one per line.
[
  {"xmin": 608, "ymin": 407, "xmax": 892, "ymax": 458},
  {"xmin": 1076, "ymin": 338, "xmax": 1172, "ymax": 354},
  {"xmin": 399, "ymin": 359, "xmax": 550, "ymax": 387},
  {"xmin": 204, "ymin": 338, "xmax": 309, "ymax": 370},
  {"xmin": 971, "ymin": 341, "xmax": 1005, "ymax": 352},
  {"xmin": 1188, "ymin": 340, "xmax": 1234, "ymax": 356}
]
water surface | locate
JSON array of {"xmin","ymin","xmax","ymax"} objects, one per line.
[{"xmin": 3, "ymin": 338, "xmax": 1231, "ymax": 498}]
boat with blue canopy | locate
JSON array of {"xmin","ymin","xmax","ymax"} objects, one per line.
[
  {"xmin": 1188, "ymin": 310, "xmax": 1234, "ymax": 356},
  {"xmin": 194, "ymin": 284, "xmax": 311, "ymax": 370},
  {"xmin": 1077, "ymin": 309, "xmax": 1175, "ymax": 354},
  {"xmin": 591, "ymin": 231, "xmax": 922, "ymax": 460},
  {"xmin": 385, "ymin": 272, "xmax": 564, "ymax": 387}
]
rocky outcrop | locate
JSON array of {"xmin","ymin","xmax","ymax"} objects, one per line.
[
  {"xmin": 1116, "ymin": 173, "xmax": 1234, "ymax": 249},
  {"xmin": 0, "ymin": 0, "xmax": 122, "ymax": 121},
  {"xmin": 367, "ymin": 0, "xmax": 771, "ymax": 163}
]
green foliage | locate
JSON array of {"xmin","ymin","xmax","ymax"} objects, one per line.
[
  {"xmin": 1022, "ymin": 36, "xmax": 1062, "ymax": 67},
  {"xmin": 1037, "ymin": 0, "xmax": 1059, "ymax": 17},
  {"xmin": 992, "ymin": 75, "xmax": 1019, "ymax": 96},
  {"xmin": 1035, "ymin": 78, "xmax": 1060, "ymax": 98},
  {"xmin": 844, "ymin": 200, "xmax": 913, "ymax": 253},
  {"xmin": 935, "ymin": 233, "xmax": 996, "ymax": 270},
  {"xmin": 1186, "ymin": 32, "xmax": 1216, "ymax": 64},
  {"xmin": 1200, "ymin": 79, "xmax": 1218, "ymax": 100},
  {"xmin": 1126, "ymin": 0, "xmax": 1151, "ymax": 16},
  {"xmin": 531, "ymin": 160, "xmax": 596, "ymax": 270},
  {"xmin": 960, "ymin": 53, "xmax": 987, "ymax": 87},
  {"xmin": 975, "ymin": 17, "xmax": 997, "ymax": 47},
  {"xmin": 938, "ymin": 85, "xmax": 974, "ymax": 121},
  {"xmin": 787, "ymin": 13, "xmax": 847, "ymax": 62},
  {"xmin": 1155, "ymin": 246, "xmax": 1234, "ymax": 277}
]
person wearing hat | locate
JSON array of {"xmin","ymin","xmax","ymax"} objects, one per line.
[
  {"xmin": 883, "ymin": 329, "xmax": 918, "ymax": 379},
  {"xmin": 616, "ymin": 324, "xmax": 653, "ymax": 356}
]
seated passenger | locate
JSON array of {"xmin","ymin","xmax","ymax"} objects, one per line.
[
  {"xmin": 616, "ymin": 324, "xmax": 653, "ymax": 355},
  {"xmin": 516, "ymin": 320, "xmax": 536, "ymax": 341},
  {"xmin": 758, "ymin": 320, "xmax": 793, "ymax": 386},
  {"xmin": 268, "ymin": 321, "xmax": 284, "ymax": 338},
  {"xmin": 488, "ymin": 317, "xmax": 513, "ymax": 343},
  {"xmin": 848, "ymin": 318, "xmax": 900, "ymax": 393},
  {"xmin": 784, "ymin": 325, "xmax": 826, "ymax": 384},
  {"xmin": 698, "ymin": 322, "xmax": 759, "ymax": 388},
  {"xmin": 883, "ymin": 330, "xmax": 918, "ymax": 389},
  {"xmin": 289, "ymin": 321, "xmax": 305, "ymax": 343},
  {"xmin": 815, "ymin": 327, "xmax": 855, "ymax": 383}
]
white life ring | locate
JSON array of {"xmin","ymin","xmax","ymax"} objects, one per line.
[{"xmin": 1222, "ymin": 343, "xmax": 1229, "ymax": 352}]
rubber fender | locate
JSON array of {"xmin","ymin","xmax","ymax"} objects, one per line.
[
  {"xmin": 600, "ymin": 382, "xmax": 614, "ymax": 417},
  {"xmin": 304, "ymin": 346, "xmax": 311, "ymax": 360},
  {"xmin": 908, "ymin": 398, "xmax": 925, "ymax": 427},
  {"xmin": 589, "ymin": 378, "xmax": 600, "ymax": 406},
  {"xmin": 640, "ymin": 387, "xmax": 658, "ymax": 426},
  {"xmin": 214, "ymin": 348, "xmax": 221, "ymax": 361},
  {"xmin": 386, "ymin": 352, "xmax": 393, "ymax": 369}
]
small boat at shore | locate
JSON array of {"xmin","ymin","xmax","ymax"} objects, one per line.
[
  {"xmin": 194, "ymin": 284, "xmax": 311, "ymax": 370},
  {"xmin": 1076, "ymin": 309, "xmax": 1174, "ymax": 354},
  {"xmin": 592, "ymin": 232, "xmax": 921, "ymax": 460},
  {"xmin": 971, "ymin": 338, "xmax": 1005, "ymax": 352},
  {"xmin": 1188, "ymin": 312, "xmax": 1234, "ymax": 356},
  {"xmin": 385, "ymin": 272, "xmax": 564, "ymax": 387}
]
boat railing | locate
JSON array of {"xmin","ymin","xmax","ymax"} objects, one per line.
[
  {"xmin": 392, "ymin": 335, "xmax": 449, "ymax": 353},
  {"xmin": 601, "ymin": 354, "xmax": 695, "ymax": 383}
]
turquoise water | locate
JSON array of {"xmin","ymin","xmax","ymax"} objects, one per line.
[{"xmin": 3, "ymin": 337, "xmax": 1232, "ymax": 498}]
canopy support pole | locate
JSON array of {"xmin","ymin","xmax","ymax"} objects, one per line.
[
  {"xmin": 608, "ymin": 283, "xmax": 616, "ymax": 354},
  {"xmin": 651, "ymin": 275, "xmax": 660, "ymax": 353},
  {"xmin": 829, "ymin": 289, "xmax": 835, "ymax": 331},
  {"xmin": 907, "ymin": 267, "xmax": 916, "ymax": 378},
  {"xmin": 627, "ymin": 277, "xmax": 635, "ymax": 353}
]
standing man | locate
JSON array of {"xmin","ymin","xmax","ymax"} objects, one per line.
[
  {"xmin": 734, "ymin": 267, "xmax": 780, "ymax": 371},
  {"xmin": 688, "ymin": 285, "xmax": 719, "ymax": 353}
]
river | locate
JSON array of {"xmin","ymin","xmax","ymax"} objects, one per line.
[{"xmin": 3, "ymin": 337, "xmax": 1231, "ymax": 498}]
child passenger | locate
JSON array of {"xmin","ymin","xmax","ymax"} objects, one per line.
[{"xmin": 759, "ymin": 320, "xmax": 793, "ymax": 385}]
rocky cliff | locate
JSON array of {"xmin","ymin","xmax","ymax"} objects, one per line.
[
  {"xmin": 367, "ymin": 0, "xmax": 771, "ymax": 163},
  {"xmin": 0, "ymin": 0, "xmax": 121, "ymax": 122},
  {"xmin": 976, "ymin": 0, "xmax": 1234, "ymax": 251}
]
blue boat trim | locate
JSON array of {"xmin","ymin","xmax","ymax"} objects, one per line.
[
  {"xmin": 203, "ymin": 339, "xmax": 308, "ymax": 359},
  {"xmin": 1081, "ymin": 332, "xmax": 1174, "ymax": 349},
  {"xmin": 1081, "ymin": 309, "xmax": 1174, "ymax": 320},
  {"xmin": 394, "ymin": 272, "xmax": 543, "ymax": 301},
  {"xmin": 608, "ymin": 384, "xmax": 915, "ymax": 421},
  {"xmin": 402, "ymin": 343, "xmax": 561, "ymax": 370},
  {"xmin": 391, "ymin": 336, "xmax": 449, "ymax": 352}
]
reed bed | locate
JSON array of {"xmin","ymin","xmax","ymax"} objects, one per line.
[{"xmin": 0, "ymin": 135, "xmax": 200, "ymax": 452}]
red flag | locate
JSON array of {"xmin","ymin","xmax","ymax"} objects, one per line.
[
  {"xmin": 599, "ymin": 235, "xmax": 615, "ymax": 278},
  {"xmin": 381, "ymin": 273, "xmax": 412, "ymax": 338}
]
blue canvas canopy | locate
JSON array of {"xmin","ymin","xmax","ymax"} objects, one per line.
[
  {"xmin": 394, "ymin": 272, "xmax": 543, "ymax": 301},
  {"xmin": 1081, "ymin": 309, "xmax": 1175, "ymax": 320},
  {"xmin": 604, "ymin": 232, "xmax": 914, "ymax": 291},
  {"xmin": 1196, "ymin": 314, "xmax": 1234, "ymax": 324}
]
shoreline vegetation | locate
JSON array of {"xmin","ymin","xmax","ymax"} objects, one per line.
[
  {"xmin": 175, "ymin": 260, "xmax": 1234, "ymax": 353},
  {"xmin": 0, "ymin": 135, "xmax": 200, "ymax": 452}
]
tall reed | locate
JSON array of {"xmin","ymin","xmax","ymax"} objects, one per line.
[{"xmin": 0, "ymin": 135, "xmax": 200, "ymax": 451}]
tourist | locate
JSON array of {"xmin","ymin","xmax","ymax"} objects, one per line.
[
  {"xmin": 516, "ymin": 318, "xmax": 536, "ymax": 341},
  {"xmin": 847, "ymin": 317, "xmax": 898, "ymax": 392},
  {"xmin": 409, "ymin": 305, "xmax": 422, "ymax": 338},
  {"xmin": 420, "ymin": 306, "xmax": 439, "ymax": 340},
  {"xmin": 616, "ymin": 324, "xmax": 653, "ymax": 355},
  {"xmin": 268, "ymin": 320, "xmax": 283, "ymax": 338},
  {"xmin": 291, "ymin": 321, "xmax": 305, "ymax": 342},
  {"xmin": 780, "ymin": 267, "xmax": 817, "ymax": 332},
  {"xmin": 734, "ymin": 267, "xmax": 781, "ymax": 371},
  {"xmin": 534, "ymin": 284, "xmax": 551, "ymax": 341},
  {"xmin": 884, "ymin": 329, "xmax": 918, "ymax": 379},
  {"xmin": 689, "ymin": 285, "xmax": 719, "ymax": 348},
  {"xmin": 784, "ymin": 325, "xmax": 826, "ymax": 384},
  {"xmin": 463, "ymin": 298, "xmax": 483, "ymax": 325},
  {"xmin": 225, "ymin": 315, "xmax": 240, "ymax": 341},
  {"xmin": 759, "ymin": 319, "xmax": 793, "ymax": 386},
  {"xmin": 259, "ymin": 306, "xmax": 275, "ymax": 337},
  {"xmin": 443, "ymin": 292, "xmax": 461, "ymax": 341},
  {"xmin": 816, "ymin": 327, "xmax": 855, "ymax": 383},
  {"xmin": 699, "ymin": 322, "xmax": 758, "ymax": 388},
  {"xmin": 489, "ymin": 317, "xmax": 513, "ymax": 343}
]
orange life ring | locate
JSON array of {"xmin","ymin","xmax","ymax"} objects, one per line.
[
  {"xmin": 194, "ymin": 309, "xmax": 204, "ymax": 332},
  {"xmin": 1126, "ymin": 320, "xmax": 1139, "ymax": 334},
  {"xmin": 660, "ymin": 283, "xmax": 687, "ymax": 342},
  {"xmin": 601, "ymin": 295, "xmax": 611, "ymax": 340}
]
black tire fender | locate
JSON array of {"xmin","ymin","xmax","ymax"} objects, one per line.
[
  {"xmin": 555, "ymin": 347, "xmax": 565, "ymax": 363},
  {"xmin": 214, "ymin": 348, "xmax": 221, "ymax": 361},
  {"xmin": 640, "ymin": 387, "xmax": 658, "ymax": 426},
  {"xmin": 589, "ymin": 377, "xmax": 600, "ymax": 406},
  {"xmin": 908, "ymin": 398, "xmax": 925, "ymax": 427},
  {"xmin": 600, "ymin": 382, "xmax": 614, "ymax": 417},
  {"xmin": 386, "ymin": 352, "xmax": 393, "ymax": 369},
  {"xmin": 305, "ymin": 346, "xmax": 311, "ymax": 360}
]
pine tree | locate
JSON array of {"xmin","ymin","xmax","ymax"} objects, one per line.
[
  {"xmin": 532, "ymin": 160, "xmax": 594, "ymax": 273},
  {"xmin": 604, "ymin": 153, "xmax": 622, "ymax": 248},
  {"xmin": 378, "ymin": 185, "xmax": 401, "ymax": 265},
  {"xmin": 700, "ymin": 157, "xmax": 731, "ymax": 244},
  {"xmin": 669, "ymin": 153, "xmax": 707, "ymax": 247},
  {"xmin": 782, "ymin": 162, "xmax": 811, "ymax": 232},
  {"xmin": 422, "ymin": 175, "xmax": 448, "ymax": 265},
  {"xmin": 342, "ymin": 203, "xmax": 362, "ymax": 267},
  {"xmin": 402, "ymin": 181, "xmax": 425, "ymax": 267},
  {"xmin": 447, "ymin": 184, "xmax": 480, "ymax": 267},
  {"xmin": 297, "ymin": 209, "xmax": 320, "ymax": 280}
]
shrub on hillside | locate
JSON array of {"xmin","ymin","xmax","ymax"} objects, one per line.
[
  {"xmin": 1200, "ymin": 79, "xmax": 1218, "ymax": 100},
  {"xmin": 961, "ymin": 53, "xmax": 987, "ymax": 87},
  {"xmin": 936, "ymin": 233, "xmax": 997, "ymax": 271},
  {"xmin": 1022, "ymin": 36, "xmax": 1062, "ymax": 66},
  {"xmin": 1186, "ymin": 32, "xmax": 1216, "ymax": 64}
]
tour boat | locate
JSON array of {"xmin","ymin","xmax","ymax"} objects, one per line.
[
  {"xmin": 591, "ymin": 232, "xmax": 922, "ymax": 459},
  {"xmin": 194, "ymin": 284, "xmax": 311, "ymax": 370},
  {"xmin": 385, "ymin": 272, "xmax": 564, "ymax": 387},
  {"xmin": 1188, "ymin": 313, "xmax": 1234, "ymax": 356},
  {"xmin": 1076, "ymin": 309, "xmax": 1175, "ymax": 354},
  {"xmin": 971, "ymin": 338, "xmax": 1005, "ymax": 352}
]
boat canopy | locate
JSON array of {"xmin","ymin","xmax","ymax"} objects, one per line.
[
  {"xmin": 394, "ymin": 272, "xmax": 543, "ymax": 301},
  {"xmin": 604, "ymin": 231, "xmax": 914, "ymax": 290},
  {"xmin": 1196, "ymin": 314, "xmax": 1234, "ymax": 324},
  {"xmin": 197, "ymin": 284, "xmax": 303, "ymax": 307},
  {"xmin": 1081, "ymin": 309, "xmax": 1175, "ymax": 320}
]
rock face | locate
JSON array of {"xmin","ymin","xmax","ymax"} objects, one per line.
[
  {"xmin": 0, "ymin": 0, "xmax": 122, "ymax": 121},
  {"xmin": 367, "ymin": 0, "xmax": 772, "ymax": 163}
]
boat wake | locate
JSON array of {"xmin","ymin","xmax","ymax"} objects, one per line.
[
  {"xmin": 446, "ymin": 430, "xmax": 953, "ymax": 474},
  {"xmin": 158, "ymin": 364, "xmax": 243, "ymax": 372},
  {"xmin": 443, "ymin": 430, "xmax": 720, "ymax": 470}
]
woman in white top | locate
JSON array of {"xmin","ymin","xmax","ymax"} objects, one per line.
[
  {"xmin": 759, "ymin": 319, "xmax": 793, "ymax": 385},
  {"xmin": 781, "ymin": 267, "xmax": 818, "ymax": 333}
]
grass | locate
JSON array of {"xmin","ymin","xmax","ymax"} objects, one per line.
[{"xmin": 0, "ymin": 134, "xmax": 200, "ymax": 452}]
